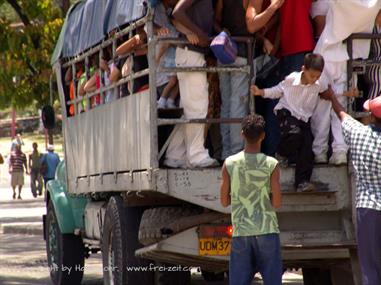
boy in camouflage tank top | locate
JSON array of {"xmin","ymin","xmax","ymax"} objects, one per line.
[{"xmin": 220, "ymin": 114, "xmax": 282, "ymax": 285}]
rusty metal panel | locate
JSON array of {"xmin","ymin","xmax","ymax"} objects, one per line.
[
  {"xmin": 65, "ymin": 90, "xmax": 151, "ymax": 194},
  {"xmin": 156, "ymin": 165, "xmax": 351, "ymax": 213},
  {"xmin": 156, "ymin": 169, "xmax": 229, "ymax": 214}
]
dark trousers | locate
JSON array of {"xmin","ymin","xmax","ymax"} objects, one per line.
[
  {"xmin": 229, "ymin": 234, "xmax": 282, "ymax": 285},
  {"xmin": 357, "ymin": 208, "xmax": 381, "ymax": 285},
  {"xmin": 276, "ymin": 109, "xmax": 314, "ymax": 187}
]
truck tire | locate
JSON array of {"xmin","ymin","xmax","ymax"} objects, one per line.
[
  {"xmin": 302, "ymin": 268, "xmax": 332, "ymax": 285},
  {"xmin": 45, "ymin": 202, "xmax": 85, "ymax": 285},
  {"xmin": 102, "ymin": 196, "xmax": 154, "ymax": 285},
  {"xmin": 154, "ymin": 262, "xmax": 191, "ymax": 285},
  {"xmin": 139, "ymin": 206, "xmax": 202, "ymax": 245},
  {"xmin": 201, "ymin": 270, "xmax": 225, "ymax": 282}
]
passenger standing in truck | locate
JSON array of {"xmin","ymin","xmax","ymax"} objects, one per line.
[
  {"xmin": 214, "ymin": 0, "xmax": 282, "ymax": 160},
  {"xmin": 220, "ymin": 114, "xmax": 282, "ymax": 285},
  {"xmin": 245, "ymin": 0, "xmax": 284, "ymax": 156},
  {"xmin": 321, "ymin": 92, "xmax": 381, "ymax": 285},
  {"xmin": 163, "ymin": 0, "xmax": 219, "ymax": 168},
  {"xmin": 366, "ymin": 10, "xmax": 381, "ymax": 102},
  {"xmin": 311, "ymin": 0, "xmax": 381, "ymax": 165},
  {"xmin": 251, "ymin": 53, "xmax": 327, "ymax": 192}
]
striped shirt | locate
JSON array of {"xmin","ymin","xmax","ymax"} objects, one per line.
[
  {"xmin": 10, "ymin": 151, "xmax": 27, "ymax": 173},
  {"xmin": 342, "ymin": 116, "xmax": 381, "ymax": 211},
  {"xmin": 264, "ymin": 71, "xmax": 327, "ymax": 122}
]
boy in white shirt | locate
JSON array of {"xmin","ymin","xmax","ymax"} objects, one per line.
[{"xmin": 251, "ymin": 53, "xmax": 327, "ymax": 192}]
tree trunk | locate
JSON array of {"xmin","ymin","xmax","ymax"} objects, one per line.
[{"xmin": 59, "ymin": 0, "xmax": 71, "ymax": 16}]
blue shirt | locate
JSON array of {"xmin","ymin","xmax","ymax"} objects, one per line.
[
  {"xmin": 342, "ymin": 116, "xmax": 381, "ymax": 211},
  {"xmin": 40, "ymin": 152, "xmax": 60, "ymax": 179}
]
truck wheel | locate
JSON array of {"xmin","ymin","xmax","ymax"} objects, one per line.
[
  {"xmin": 201, "ymin": 270, "xmax": 225, "ymax": 282},
  {"xmin": 102, "ymin": 196, "xmax": 154, "ymax": 285},
  {"xmin": 154, "ymin": 262, "xmax": 191, "ymax": 285},
  {"xmin": 302, "ymin": 268, "xmax": 332, "ymax": 285},
  {"xmin": 45, "ymin": 202, "xmax": 85, "ymax": 285},
  {"xmin": 139, "ymin": 206, "xmax": 201, "ymax": 245}
]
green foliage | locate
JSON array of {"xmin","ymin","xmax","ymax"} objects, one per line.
[{"xmin": 0, "ymin": 0, "xmax": 65, "ymax": 110}]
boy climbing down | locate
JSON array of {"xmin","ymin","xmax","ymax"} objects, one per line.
[{"xmin": 251, "ymin": 53, "xmax": 327, "ymax": 192}]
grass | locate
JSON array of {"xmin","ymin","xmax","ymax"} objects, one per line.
[{"xmin": 0, "ymin": 133, "xmax": 64, "ymax": 159}]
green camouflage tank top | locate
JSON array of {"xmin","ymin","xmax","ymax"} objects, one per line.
[{"xmin": 225, "ymin": 151, "xmax": 279, "ymax": 237}]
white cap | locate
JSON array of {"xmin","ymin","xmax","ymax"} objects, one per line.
[{"xmin": 47, "ymin": 144, "xmax": 55, "ymax": 151}]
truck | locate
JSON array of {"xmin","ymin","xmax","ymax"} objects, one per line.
[{"xmin": 43, "ymin": 0, "xmax": 374, "ymax": 284}]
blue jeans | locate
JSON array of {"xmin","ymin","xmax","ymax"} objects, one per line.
[
  {"xmin": 255, "ymin": 64, "xmax": 281, "ymax": 156},
  {"xmin": 280, "ymin": 52, "xmax": 307, "ymax": 79},
  {"xmin": 219, "ymin": 57, "xmax": 249, "ymax": 159},
  {"xmin": 229, "ymin": 234, "xmax": 282, "ymax": 285},
  {"xmin": 357, "ymin": 208, "xmax": 381, "ymax": 285}
]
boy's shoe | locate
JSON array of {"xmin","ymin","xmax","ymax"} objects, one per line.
[
  {"xmin": 157, "ymin": 97, "xmax": 167, "ymax": 109},
  {"xmin": 163, "ymin": 158, "xmax": 187, "ymax": 169},
  {"xmin": 166, "ymin": 99, "xmax": 176, "ymax": 109},
  {"xmin": 12, "ymin": 192, "xmax": 16, "ymax": 199},
  {"xmin": 192, "ymin": 157, "xmax": 219, "ymax": 168},
  {"xmin": 275, "ymin": 153, "xmax": 288, "ymax": 168},
  {"xmin": 329, "ymin": 152, "xmax": 347, "ymax": 165},
  {"xmin": 296, "ymin": 182, "xmax": 315, "ymax": 193},
  {"xmin": 314, "ymin": 153, "xmax": 328, "ymax": 164}
]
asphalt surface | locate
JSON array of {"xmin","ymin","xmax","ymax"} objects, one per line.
[{"xmin": 0, "ymin": 171, "xmax": 303, "ymax": 285}]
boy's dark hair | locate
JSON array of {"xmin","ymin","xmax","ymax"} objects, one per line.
[
  {"xmin": 241, "ymin": 114, "xmax": 265, "ymax": 142},
  {"xmin": 304, "ymin": 53, "xmax": 325, "ymax": 72}
]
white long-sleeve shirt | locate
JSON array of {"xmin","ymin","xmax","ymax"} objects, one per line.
[{"xmin": 264, "ymin": 71, "xmax": 327, "ymax": 122}]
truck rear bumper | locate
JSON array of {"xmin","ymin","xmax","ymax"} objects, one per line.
[{"xmin": 135, "ymin": 226, "xmax": 357, "ymax": 270}]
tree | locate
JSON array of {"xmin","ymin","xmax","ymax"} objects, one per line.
[{"xmin": 0, "ymin": 0, "xmax": 66, "ymax": 110}]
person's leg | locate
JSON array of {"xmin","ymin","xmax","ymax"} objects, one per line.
[
  {"xmin": 178, "ymin": 48, "xmax": 215, "ymax": 166},
  {"xmin": 328, "ymin": 62, "xmax": 348, "ymax": 163},
  {"xmin": 11, "ymin": 186, "xmax": 16, "ymax": 199},
  {"xmin": 331, "ymin": 93, "xmax": 349, "ymax": 154},
  {"xmin": 218, "ymin": 63, "xmax": 232, "ymax": 159},
  {"xmin": 311, "ymin": 98, "xmax": 331, "ymax": 158},
  {"xmin": 357, "ymin": 208, "xmax": 381, "ymax": 285},
  {"xmin": 229, "ymin": 236, "xmax": 256, "ymax": 285},
  {"xmin": 37, "ymin": 173, "xmax": 43, "ymax": 195},
  {"xmin": 164, "ymin": 49, "xmax": 190, "ymax": 167},
  {"xmin": 30, "ymin": 169, "xmax": 37, "ymax": 197},
  {"xmin": 276, "ymin": 110, "xmax": 303, "ymax": 160},
  {"xmin": 229, "ymin": 57, "xmax": 249, "ymax": 155},
  {"xmin": 18, "ymin": 185, "xmax": 22, "ymax": 199},
  {"xmin": 295, "ymin": 122, "xmax": 314, "ymax": 187},
  {"xmin": 255, "ymin": 233, "xmax": 283, "ymax": 285}
]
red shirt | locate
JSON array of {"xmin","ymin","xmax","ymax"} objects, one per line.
[{"xmin": 280, "ymin": 0, "xmax": 314, "ymax": 57}]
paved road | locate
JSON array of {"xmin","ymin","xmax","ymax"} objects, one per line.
[
  {"xmin": 0, "ymin": 181, "xmax": 303, "ymax": 285},
  {"xmin": 0, "ymin": 232, "xmax": 303, "ymax": 285}
]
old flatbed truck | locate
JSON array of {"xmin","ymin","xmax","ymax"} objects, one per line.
[{"xmin": 43, "ymin": 1, "xmax": 372, "ymax": 284}]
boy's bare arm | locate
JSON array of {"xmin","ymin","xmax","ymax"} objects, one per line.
[
  {"xmin": 220, "ymin": 163, "xmax": 231, "ymax": 207},
  {"xmin": 250, "ymin": 85, "xmax": 265, "ymax": 96},
  {"xmin": 246, "ymin": 0, "xmax": 283, "ymax": 34},
  {"xmin": 270, "ymin": 165, "xmax": 281, "ymax": 208},
  {"xmin": 214, "ymin": 0, "xmax": 223, "ymax": 33},
  {"xmin": 172, "ymin": 0, "xmax": 209, "ymax": 46}
]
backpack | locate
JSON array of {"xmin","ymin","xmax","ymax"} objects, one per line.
[{"xmin": 210, "ymin": 31, "xmax": 238, "ymax": 65}]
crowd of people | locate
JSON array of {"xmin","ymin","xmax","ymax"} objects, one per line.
[
  {"xmin": 8, "ymin": 134, "xmax": 60, "ymax": 200},
  {"xmin": 65, "ymin": 0, "xmax": 380, "ymax": 176}
]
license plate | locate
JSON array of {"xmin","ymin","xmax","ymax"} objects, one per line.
[{"xmin": 199, "ymin": 237, "xmax": 231, "ymax": 256}]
